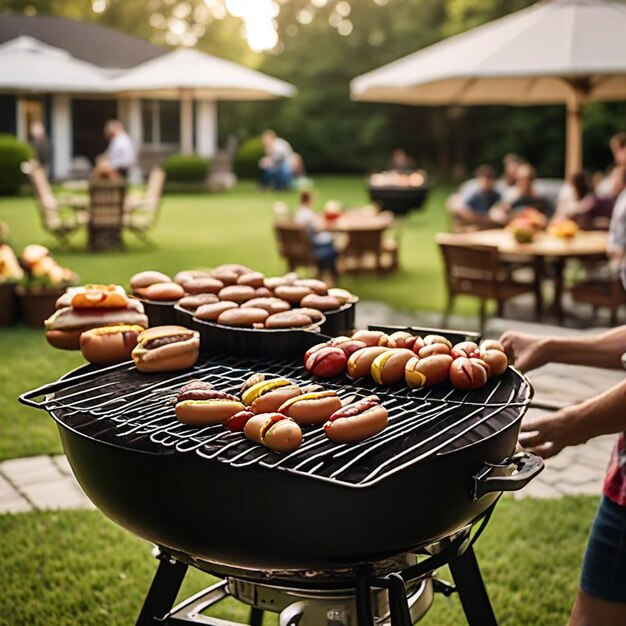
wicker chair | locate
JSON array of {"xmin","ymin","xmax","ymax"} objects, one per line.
[
  {"xmin": 21, "ymin": 160, "xmax": 89, "ymax": 248},
  {"xmin": 88, "ymin": 181, "xmax": 126, "ymax": 251},
  {"xmin": 123, "ymin": 167, "xmax": 165, "ymax": 246},
  {"xmin": 437, "ymin": 239, "xmax": 538, "ymax": 331},
  {"xmin": 274, "ymin": 220, "xmax": 318, "ymax": 274}
]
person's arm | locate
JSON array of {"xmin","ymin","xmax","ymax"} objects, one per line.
[
  {"xmin": 519, "ymin": 379, "xmax": 626, "ymax": 458},
  {"xmin": 451, "ymin": 193, "xmax": 493, "ymax": 224},
  {"xmin": 500, "ymin": 326, "xmax": 626, "ymax": 372}
]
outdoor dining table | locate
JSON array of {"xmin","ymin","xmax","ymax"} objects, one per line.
[
  {"xmin": 325, "ymin": 210, "xmax": 397, "ymax": 274},
  {"xmin": 325, "ymin": 210, "xmax": 395, "ymax": 232},
  {"xmin": 438, "ymin": 229, "xmax": 609, "ymax": 322}
]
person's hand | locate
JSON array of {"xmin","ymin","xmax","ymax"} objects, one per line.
[
  {"xmin": 499, "ymin": 331, "xmax": 550, "ymax": 373},
  {"xmin": 519, "ymin": 407, "xmax": 589, "ymax": 459}
]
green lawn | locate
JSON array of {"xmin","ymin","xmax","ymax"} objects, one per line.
[
  {"xmin": 1, "ymin": 176, "xmax": 466, "ymax": 462},
  {"xmin": 0, "ymin": 496, "xmax": 597, "ymax": 625},
  {"xmin": 0, "ymin": 177, "xmax": 454, "ymax": 308}
]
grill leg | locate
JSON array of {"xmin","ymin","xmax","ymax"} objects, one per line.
[
  {"xmin": 449, "ymin": 545, "xmax": 497, "ymax": 626},
  {"xmin": 356, "ymin": 568, "xmax": 374, "ymax": 626},
  {"xmin": 249, "ymin": 607, "xmax": 264, "ymax": 626},
  {"xmin": 387, "ymin": 573, "xmax": 413, "ymax": 626},
  {"xmin": 136, "ymin": 555, "xmax": 188, "ymax": 626}
]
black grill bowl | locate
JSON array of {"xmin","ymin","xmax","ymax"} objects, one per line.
[
  {"xmin": 56, "ymin": 417, "xmax": 518, "ymax": 572},
  {"xmin": 21, "ymin": 336, "xmax": 539, "ymax": 574}
]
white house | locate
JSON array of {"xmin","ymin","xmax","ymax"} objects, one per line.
[{"xmin": 0, "ymin": 14, "xmax": 294, "ymax": 179}]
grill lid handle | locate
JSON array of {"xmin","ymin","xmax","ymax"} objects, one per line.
[{"xmin": 471, "ymin": 452, "xmax": 544, "ymax": 501}]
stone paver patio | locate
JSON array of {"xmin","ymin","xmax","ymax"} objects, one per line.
[{"xmin": 1, "ymin": 306, "xmax": 622, "ymax": 514}]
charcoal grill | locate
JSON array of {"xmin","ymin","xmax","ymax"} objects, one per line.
[{"xmin": 20, "ymin": 325, "xmax": 542, "ymax": 626}]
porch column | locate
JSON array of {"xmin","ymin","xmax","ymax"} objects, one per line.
[
  {"xmin": 16, "ymin": 97, "xmax": 27, "ymax": 141},
  {"xmin": 195, "ymin": 100, "xmax": 217, "ymax": 158},
  {"xmin": 124, "ymin": 98, "xmax": 143, "ymax": 183},
  {"xmin": 126, "ymin": 98, "xmax": 143, "ymax": 145},
  {"xmin": 180, "ymin": 90, "xmax": 194, "ymax": 154},
  {"xmin": 51, "ymin": 94, "xmax": 72, "ymax": 179}
]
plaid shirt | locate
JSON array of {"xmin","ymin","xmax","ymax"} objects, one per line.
[{"xmin": 604, "ymin": 434, "xmax": 626, "ymax": 507}]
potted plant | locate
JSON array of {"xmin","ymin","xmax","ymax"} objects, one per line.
[
  {"xmin": 16, "ymin": 245, "xmax": 78, "ymax": 327},
  {"xmin": 0, "ymin": 222, "xmax": 23, "ymax": 326}
]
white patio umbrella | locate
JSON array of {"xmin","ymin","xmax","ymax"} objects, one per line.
[
  {"xmin": 113, "ymin": 48, "xmax": 295, "ymax": 153},
  {"xmin": 0, "ymin": 36, "xmax": 107, "ymax": 93},
  {"xmin": 351, "ymin": 0, "xmax": 626, "ymax": 175}
]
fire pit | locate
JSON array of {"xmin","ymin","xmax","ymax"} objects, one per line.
[
  {"xmin": 20, "ymin": 325, "xmax": 542, "ymax": 625},
  {"xmin": 368, "ymin": 170, "xmax": 430, "ymax": 216}
]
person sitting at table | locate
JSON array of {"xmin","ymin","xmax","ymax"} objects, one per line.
[
  {"xmin": 556, "ymin": 172, "xmax": 597, "ymax": 224},
  {"xmin": 502, "ymin": 153, "xmax": 526, "ymax": 189},
  {"xmin": 596, "ymin": 132, "xmax": 626, "ymax": 199},
  {"xmin": 294, "ymin": 190, "xmax": 338, "ymax": 281},
  {"xmin": 493, "ymin": 164, "xmax": 552, "ymax": 223},
  {"xmin": 388, "ymin": 148, "xmax": 417, "ymax": 172},
  {"xmin": 450, "ymin": 165, "xmax": 501, "ymax": 232},
  {"xmin": 92, "ymin": 120, "xmax": 136, "ymax": 181}
]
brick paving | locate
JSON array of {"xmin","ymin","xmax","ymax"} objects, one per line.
[
  {"xmin": 0, "ymin": 455, "xmax": 94, "ymax": 514},
  {"xmin": 1, "ymin": 308, "xmax": 623, "ymax": 514}
]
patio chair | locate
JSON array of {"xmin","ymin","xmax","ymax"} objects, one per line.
[
  {"xmin": 570, "ymin": 271, "xmax": 626, "ymax": 325},
  {"xmin": 89, "ymin": 180, "xmax": 126, "ymax": 251},
  {"xmin": 339, "ymin": 226, "xmax": 398, "ymax": 275},
  {"xmin": 437, "ymin": 238, "xmax": 537, "ymax": 332},
  {"xmin": 273, "ymin": 220, "xmax": 318, "ymax": 275},
  {"xmin": 123, "ymin": 167, "xmax": 165, "ymax": 246},
  {"xmin": 21, "ymin": 160, "xmax": 89, "ymax": 249}
]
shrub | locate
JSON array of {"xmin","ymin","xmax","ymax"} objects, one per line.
[
  {"xmin": 0, "ymin": 135, "xmax": 33, "ymax": 195},
  {"xmin": 162, "ymin": 154, "xmax": 210, "ymax": 184},
  {"xmin": 235, "ymin": 136, "xmax": 264, "ymax": 179}
]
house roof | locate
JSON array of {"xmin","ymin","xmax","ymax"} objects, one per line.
[
  {"xmin": 0, "ymin": 36, "xmax": 108, "ymax": 93},
  {"xmin": 0, "ymin": 14, "xmax": 166, "ymax": 69}
]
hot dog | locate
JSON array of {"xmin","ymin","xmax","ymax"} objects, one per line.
[
  {"xmin": 278, "ymin": 391, "xmax": 342, "ymax": 426},
  {"xmin": 132, "ymin": 326, "xmax": 200, "ymax": 373},
  {"xmin": 405, "ymin": 355, "xmax": 453, "ymax": 389},
  {"xmin": 346, "ymin": 346, "xmax": 390, "ymax": 379},
  {"xmin": 175, "ymin": 392, "xmax": 245, "ymax": 426},
  {"xmin": 370, "ymin": 348, "xmax": 415, "ymax": 385},
  {"xmin": 350, "ymin": 330, "xmax": 389, "ymax": 347},
  {"xmin": 244, "ymin": 413, "xmax": 303, "ymax": 453},
  {"xmin": 225, "ymin": 410, "xmax": 255, "ymax": 432},
  {"xmin": 449, "ymin": 357, "xmax": 489, "ymax": 390},
  {"xmin": 241, "ymin": 376, "xmax": 303, "ymax": 414},
  {"xmin": 304, "ymin": 345, "xmax": 347, "ymax": 377},
  {"xmin": 324, "ymin": 396, "xmax": 388, "ymax": 443}
]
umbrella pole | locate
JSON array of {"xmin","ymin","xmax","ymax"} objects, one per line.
[{"xmin": 565, "ymin": 84, "xmax": 586, "ymax": 178}]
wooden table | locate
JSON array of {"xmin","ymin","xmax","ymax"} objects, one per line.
[
  {"xmin": 436, "ymin": 229, "xmax": 609, "ymax": 321},
  {"xmin": 327, "ymin": 211, "xmax": 395, "ymax": 232},
  {"xmin": 327, "ymin": 212, "xmax": 397, "ymax": 273}
]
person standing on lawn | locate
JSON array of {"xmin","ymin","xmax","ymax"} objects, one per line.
[
  {"xmin": 500, "ymin": 327, "xmax": 626, "ymax": 625},
  {"xmin": 259, "ymin": 130, "xmax": 294, "ymax": 190},
  {"xmin": 93, "ymin": 120, "xmax": 136, "ymax": 181}
]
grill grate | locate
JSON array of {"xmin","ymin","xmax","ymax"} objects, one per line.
[{"xmin": 23, "ymin": 354, "xmax": 531, "ymax": 488}]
